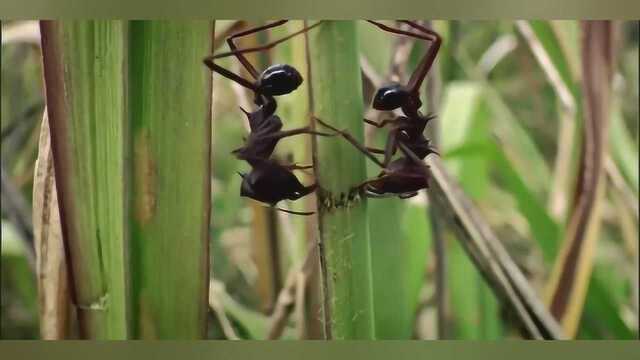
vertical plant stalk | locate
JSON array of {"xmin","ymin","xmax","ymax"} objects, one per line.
[
  {"xmin": 40, "ymin": 20, "xmax": 129, "ymax": 339},
  {"xmin": 128, "ymin": 21, "xmax": 212, "ymax": 339},
  {"xmin": 545, "ymin": 21, "xmax": 615, "ymax": 337},
  {"xmin": 306, "ymin": 21, "xmax": 375, "ymax": 339}
]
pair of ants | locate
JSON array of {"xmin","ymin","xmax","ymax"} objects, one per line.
[{"xmin": 204, "ymin": 20, "xmax": 441, "ymax": 215}]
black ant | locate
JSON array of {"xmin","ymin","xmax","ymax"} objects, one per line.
[
  {"xmin": 315, "ymin": 117, "xmax": 429, "ymax": 199},
  {"xmin": 309, "ymin": 21, "xmax": 441, "ymax": 199},
  {"xmin": 204, "ymin": 21, "xmax": 327, "ymax": 215},
  {"xmin": 363, "ymin": 20, "xmax": 441, "ymax": 167}
]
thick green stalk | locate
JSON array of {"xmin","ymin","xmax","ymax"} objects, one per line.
[
  {"xmin": 128, "ymin": 21, "xmax": 212, "ymax": 339},
  {"xmin": 40, "ymin": 20, "xmax": 128, "ymax": 339},
  {"xmin": 307, "ymin": 21, "xmax": 375, "ymax": 339}
]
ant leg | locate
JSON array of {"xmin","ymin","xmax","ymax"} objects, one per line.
[
  {"xmin": 203, "ymin": 56, "xmax": 259, "ymax": 92},
  {"xmin": 367, "ymin": 20, "xmax": 441, "ymax": 93},
  {"xmin": 366, "ymin": 147, "xmax": 386, "ymax": 154},
  {"xmin": 258, "ymin": 126, "xmax": 334, "ymax": 143},
  {"xmin": 213, "ymin": 20, "xmax": 323, "ymax": 65},
  {"xmin": 367, "ymin": 20, "xmax": 437, "ymax": 45},
  {"xmin": 399, "ymin": 21, "xmax": 442, "ymax": 93},
  {"xmin": 314, "ymin": 117, "xmax": 386, "ymax": 168},
  {"xmin": 203, "ymin": 21, "xmax": 322, "ymax": 94},
  {"xmin": 398, "ymin": 142, "xmax": 426, "ymax": 165},
  {"xmin": 224, "ymin": 20, "xmax": 288, "ymax": 79},
  {"xmin": 363, "ymin": 117, "xmax": 397, "ymax": 128},
  {"xmin": 382, "ymin": 130, "xmax": 400, "ymax": 167}
]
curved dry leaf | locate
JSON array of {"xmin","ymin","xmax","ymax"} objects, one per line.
[
  {"xmin": 32, "ymin": 108, "xmax": 71, "ymax": 339},
  {"xmin": 545, "ymin": 20, "xmax": 615, "ymax": 337}
]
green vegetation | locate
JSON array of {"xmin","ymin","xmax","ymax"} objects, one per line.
[{"xmin": 1, "ymin": 20, "xmax": 637, "ymax": 340}]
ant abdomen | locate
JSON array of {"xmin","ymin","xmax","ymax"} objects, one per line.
[
  {"xmin": 257, "ymin": 64, "xmax": 303, "ymax": 96},
  {"xmin": 372, "ymin": 83, "xmax": 411, "ymax": 111}
]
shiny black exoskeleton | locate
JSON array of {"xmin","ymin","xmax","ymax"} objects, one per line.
[
  {"xmin": 256, "ymin": 64, "xmax": 303, "ymax": 97},
  {"xmin": 345, "ymin": 20, "xmax": 442, "ymax": 197},
  {"xmin": 238, "ymin": 158, "xmax": 316, "ymax": 206},
  {"xmin": 314, "ymin": 117, "xmax": 430, "ymax": 199},
  {"xmin": 364, "ymin": 157, "xmax": 429, "ymax": 198},
  {"xmin": 203, "ymin": 21, "xmax": 326, "ymax": 214}
]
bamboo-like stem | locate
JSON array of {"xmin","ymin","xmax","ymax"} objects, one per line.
[
  {"xmin": 306, "ymin": 20, "xmax": 375, "ymax": 339},
  {"xmin": 128, "ymin": 21, "xmax": 212, "ymax": 339},
  {"xmin": 40, "ymin": 20, "xmax": 129, "ymax": 339}
]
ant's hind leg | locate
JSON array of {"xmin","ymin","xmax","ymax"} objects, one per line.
[
  {"xmin": 284, "ymin": 163, "xmax": 314, "ymax": 171},
  {"xmin": 366, "ymin": 147, "xmax": 385, "ymax": 154},
  {"xmin": 313, "ymin": 116, "xmax": 386, "ymax": 168}
]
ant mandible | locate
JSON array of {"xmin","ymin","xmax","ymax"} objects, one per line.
[{"xmin": 204, "ymin": 21, "xmax": 327, "ymax": 215}]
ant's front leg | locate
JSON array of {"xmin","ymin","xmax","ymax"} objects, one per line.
[
  {"xmin": 211, "ymin": 21, "xmax": 324, "ymax": 77},
  {"xmin": 366, "ymin": 147, "xmax": 386, "ymax": 154},
  {"xmin": 258, "ymin": 126, "xmax": 334, "ymax": 143},
  {"xmin": 284, "ymin": 163, "xmax": 314, "ymax": 171},
  {"xmin": 367, "ymin": 20, "xmax": 441, "ymax": 94},
  {"xmin": 363, "ymin": 117, "xmax": 398, "ymax": 128},
  {"xmin": 313, "ymin": 116, "xmax": 386, "ymax": 168},
  {"xmin": 203, "ymin": 56, "xmax": 259, "ymax": 93},
  {"xmin": 225, "ymin": 20, "xmax": 289, "ymax": 79}
]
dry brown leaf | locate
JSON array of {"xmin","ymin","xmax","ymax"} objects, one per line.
[
  {"xmin": 545, "ymin": 21, "xmax": 615, "ymax": 337},
  {"xmin": 32, "ymin": 108, "xmax": 71, "ymax": 339}
]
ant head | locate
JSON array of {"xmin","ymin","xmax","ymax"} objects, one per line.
[
  {"xmin": 372, "ymin": 83, "xmax": 412, "ymax": 111},
  {"xmin": 257, "ymin": 64, "xmax": 303, "ymax": 97}
]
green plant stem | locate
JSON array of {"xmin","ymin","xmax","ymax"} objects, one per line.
[
  {"xmin": 40, "ymin": 20, "xmax": 128, "ymax": 339},
  {"xmin": 128, "ymin": 20, "xmax": 212, "ymax": 339},
  {"xmin": 306, "ymin": 20, "xmax": 375, "ymax": 339}
]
